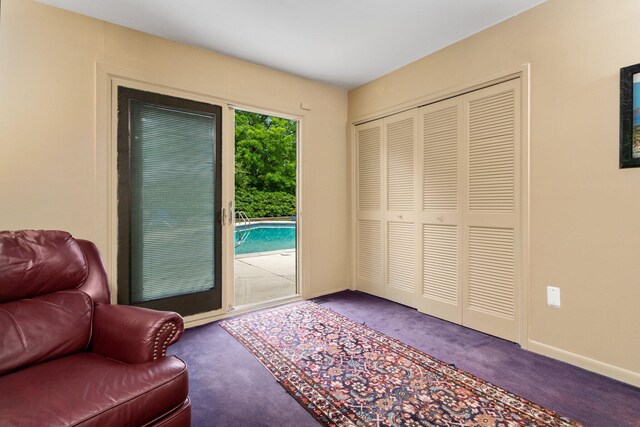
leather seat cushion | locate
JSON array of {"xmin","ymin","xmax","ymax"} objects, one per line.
[{"xmin": 0, "ymin": 353, "xmax": 188, "ymax": 427}]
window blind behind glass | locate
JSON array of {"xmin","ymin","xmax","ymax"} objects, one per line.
[{"xmin": 130, "ymin": 100, "xmax": 216, "ymax": 303}]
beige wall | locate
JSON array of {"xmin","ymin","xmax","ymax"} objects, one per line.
[
  {"xmin": 0, "ymin": 0, "xmax": 349, "ymax": 303},
  {"xmin": 349, "ymin": 0, "xmax": 640, "ymax": 384}
]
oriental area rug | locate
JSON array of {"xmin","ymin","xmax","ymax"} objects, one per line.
[{"xmin": 220, "ymin": 302, "xmax": 580, "ymax": 427}]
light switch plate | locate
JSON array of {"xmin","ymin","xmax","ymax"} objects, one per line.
[{"xmin": 547, "ymin": 286, "xmax": 561, "ymax": 308}]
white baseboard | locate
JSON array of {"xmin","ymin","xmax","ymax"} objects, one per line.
[{"xmin": 527, "ymin": 340, "xmax": 640, "ymax": 387}]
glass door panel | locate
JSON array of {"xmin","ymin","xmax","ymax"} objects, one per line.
[{"xmin": 117, "ymin": 87, "xmax": 223, "ymax": 316}]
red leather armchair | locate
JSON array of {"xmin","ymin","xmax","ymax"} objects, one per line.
[{"xmin": 0, "ymin": 230, "xmax": 191, "ymax": 426}]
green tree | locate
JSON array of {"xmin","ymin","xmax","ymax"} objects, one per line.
[
  {"xmin": 235, "ymin": 111, "xmax": 297, "ymax": 218},
  {"xmin": 234, "ymin": 111, "xmax": 296, "ymax": 195}
]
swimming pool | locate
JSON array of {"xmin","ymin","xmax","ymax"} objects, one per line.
[{"xmin": 235, "ymin": 223, "xmax": 296, "ymax": 255}]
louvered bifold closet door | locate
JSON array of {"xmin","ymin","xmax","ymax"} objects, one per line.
[
  {"xmin": 355, "ymin": 119, "xmax": 384, "ymax": 297},
  {"xmin": 416, "ymin": 98, "xmax": 464, "ymax": 323},
  {"xmin": 384, "ymin": 110, "xmax": 419, "ymax": 308},
  {"xmin": 462, "ymin": 79, "xmax": 521, "ymax": 342}
]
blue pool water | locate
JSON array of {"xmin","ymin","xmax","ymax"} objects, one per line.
[{"xmin": 235, "ymin": 224, "xmax": 296, "ymax": 255}]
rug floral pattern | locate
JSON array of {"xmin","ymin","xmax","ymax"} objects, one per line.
[{"xmin": 220, "ymin": 302, "xmax": 580, "ymax": 427}]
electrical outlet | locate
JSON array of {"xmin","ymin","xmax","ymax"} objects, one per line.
[{"xmin": 547, "ymin": 286, "xmax": 561, "ymax": 308}]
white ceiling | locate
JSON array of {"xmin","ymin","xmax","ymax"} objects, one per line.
[{"xmin": 38, "ymin": 0, "xmax": 546, "ymax": 89}]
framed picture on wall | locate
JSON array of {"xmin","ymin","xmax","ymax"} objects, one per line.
[{"xmin": 620, "ymin": 63, "xmax": 640, "ymax": 168}]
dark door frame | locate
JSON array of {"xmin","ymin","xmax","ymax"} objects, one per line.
[{"xmin": 116, "ymin": 86, "xmax": 223, "ymax": 316}]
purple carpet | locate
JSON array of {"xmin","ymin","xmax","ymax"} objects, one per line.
[{"xmin": 170, "ymin": 291, "xmax": 640, "ymax": 427}]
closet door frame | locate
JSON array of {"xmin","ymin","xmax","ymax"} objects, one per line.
[{"xmin": 350, "ymin": 66, "xmax": 530, "ymax": 346}]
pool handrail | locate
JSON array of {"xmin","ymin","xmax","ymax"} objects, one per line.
[{"xmin": 235, "ymin": 210, "xmax": 251, "ymax": 247}]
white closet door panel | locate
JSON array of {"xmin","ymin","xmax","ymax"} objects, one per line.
[
  {"xmin": 357, "ymin": 123, "xmax": 382, "ymax": 212},
  {"xmin": 422, "ymin": 224, "xmax": 458, "ymax": 303},
  {"xmin": 386, "ymin": 221, "xmax": 418, "ymax": 307},
  {"xmin": 421, "ymin": 223, "xmax": 462, "ymax": 322},
  {"xmin": 468, "ymin": 89, "xmax": 516, "ymax": 213},
  {"xmin": 383, "ymin": 110, "xmax": 419, "ymax": 307},
  {"xmin": 355, "ymin": 120, "xmax": 385, "ymax": 297},
  {"xmin": 463, "ymin": 79, "xmax": 520, "ymax": 343},
  {"xmin": 422, "ymin": 105, "xmax": 459, "ymax": 213},
  {"xmin": 387, "ymin": 222, "xmax": 415, "ymax": 293},
  {"xmin": 417, "ymin": 98, "xmax": 463, "ymax": 323},
  {"xmin": 357, "ymin": 219, "xmax": 384, "ymax": 296},
  {"xmin": 387, "ymin": 116, "xmax": 416, "ymax": 212},
  {"xmin": 384, "ymin": 109, "xmax": 418, "ymax": 220},
  {"xmin": 467, "ymin": 226, "xmax": 514, "ymax": 319},
  {"xmin": 464, "ymin": 226, "xmax": 516, "ymax": 341}
]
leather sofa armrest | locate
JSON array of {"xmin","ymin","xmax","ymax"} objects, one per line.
[{"xmin": 92, "ymin": 304, "xmax": 184, "ymax": 364}]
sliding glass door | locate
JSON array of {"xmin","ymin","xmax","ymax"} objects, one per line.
[{"xmin": 117, "ymin": 87, "xmax": 222, "ymax": 316}]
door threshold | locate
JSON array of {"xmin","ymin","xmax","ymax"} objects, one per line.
[{"xmin": 231, "ymin": 294, "xmax": 303, "ymax": 315}]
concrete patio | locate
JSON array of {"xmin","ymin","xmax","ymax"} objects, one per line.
[{"xmin": 234, "ymin": 250, "xmax": 296, "ymax": 306}]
